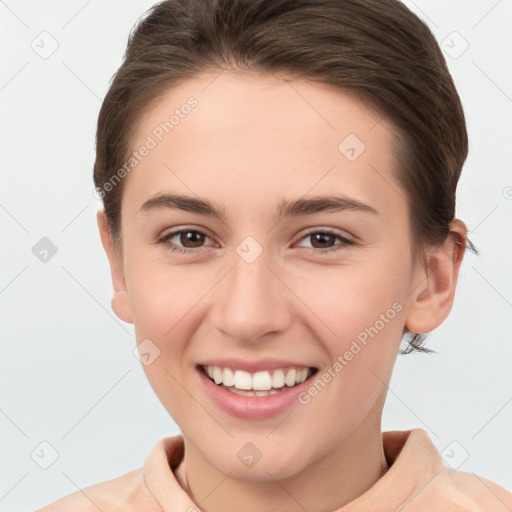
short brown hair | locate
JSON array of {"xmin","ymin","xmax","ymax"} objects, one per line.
[{"xmin": 93, "ymin": 0, "xmax": 470, "ymax": 353}]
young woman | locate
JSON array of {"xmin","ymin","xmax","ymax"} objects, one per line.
[{"xmin": 38, "ymin": 0, "xmax": 512, "ymax": 510}]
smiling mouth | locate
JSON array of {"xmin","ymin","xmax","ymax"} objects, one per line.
[{"xmin": 199, "ymin": 364, "xmax": 318, "ymax": 396}]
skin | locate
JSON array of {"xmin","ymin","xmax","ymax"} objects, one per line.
[{"xmin": 97, "ymin": 70, "xmax": 467, "ymax": 512}]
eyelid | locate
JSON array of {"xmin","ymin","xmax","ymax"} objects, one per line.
[
  {"xmin": 160, "ymin": 224, "xmax": 213, "ymax": 236},
  {"xmin": 297, "ymin": 226, "xmax": 355, "ymax": 243}
]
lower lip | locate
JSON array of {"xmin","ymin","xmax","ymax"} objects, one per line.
[{"xmin": 197, "ymin": 366, "xmax": 315, "ymax": 420}]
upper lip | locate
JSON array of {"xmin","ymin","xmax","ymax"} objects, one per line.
[{"xmin": 198, "ymin": 358, "xmax": 317, "ymax": 373}]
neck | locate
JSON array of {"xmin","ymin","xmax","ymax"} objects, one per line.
[{"xmin": 175, "ymin": 414, "xmax": 389, "ymax": 512}]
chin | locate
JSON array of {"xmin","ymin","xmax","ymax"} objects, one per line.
[
  {"xmin": 220, "ymin": 461, "xmax": 302, "ymax": 483},
  {"xmin": 200, "ymin": 441, "xmax": 311, "ymax": 482}
]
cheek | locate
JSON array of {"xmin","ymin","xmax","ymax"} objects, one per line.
[
  {"xmin": 292, "ymin": 254, "xmax": 408, "ymax": 348},
  {"xmin": 128, "ymin": 266, "xmax": 203, "ymax": 423},
  {"xmin": 291, "ymin": 254, "xmax": 408, "ymax": 401},
  {"xmin": 125, "ymin": 262, "xmax": 203, "ymax": 408},
  {"xmin": 126, "ymin": 252, "xmax": 207, "ymax": 338}
]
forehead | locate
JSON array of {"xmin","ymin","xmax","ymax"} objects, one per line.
[
  {"xmin": 133, "ymin": 69, "xmax": 391, "ymax": 148},
  {"xmin": 124, "ymin": 70, "xmax": 403, "ymax": 219}
]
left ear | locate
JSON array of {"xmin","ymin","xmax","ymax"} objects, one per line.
[{"xmin": 405, "ymin": 219, "xmax": 468, "ymax": 334}]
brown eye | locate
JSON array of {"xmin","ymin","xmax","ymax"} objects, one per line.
[
  {"xmin": 178, "ymin": 230, "xmax": 205, "ymax": 248},
  {"xmin": 296, "ymin": 229, "xmax": 355, "ymax": 255},
  {"xmin": 309, "ymin": 232, "xmax": 337, "ymax": 249},
  {"xmin": 158, "ymin": 229, "xmax": 212, "ymax": 254}
]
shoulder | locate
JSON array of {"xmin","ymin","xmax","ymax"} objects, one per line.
[
  {"xmin": 444, "ymin": 468, "xmax": 512, "ymax": 511},
  {"xmin": 406, "ymin": 466, "xmax": 512, "ymax": 512},
  {"xmin": 35, "ymin": 467, "xmax": 160, "ymax": 512},
  {"xmin": 382, "ymin": 429, "xmax": 512, "ymax": 511},
  {"xmin": 35, "ymin": 435, "xmax": 185, "ymax": 512}
]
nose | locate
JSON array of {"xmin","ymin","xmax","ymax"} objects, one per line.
[{"xmin": 210, "ymin": 244, "xmax": 293, "ymax": 343}]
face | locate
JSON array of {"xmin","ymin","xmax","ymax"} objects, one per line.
[{"xmin": 102, "ymin": 70, "xmax": 432, "ymax": 481}]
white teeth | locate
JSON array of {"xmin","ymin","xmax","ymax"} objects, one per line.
[
  {"xmin": 213, "ymin": 366, "xmax": 223, "ymax": 385},
  {"xmin": 222, "ymin": 367, "xmax": 234, "ymax": 387},
  {"xmin": 227, "ymin": 387, "xmax": 280, "ymax": 396},
  {"xmin": 272, "ymin": 369, "xmax": 285, "ymax": 388},
  {"xmin": 223, "ymin": 386, "xmax": 256, "ymax": 396},
  {"xmin": 230, "ymin": 388, "xmax": 256, "ymax": 396},
  {"xmin": 253, "ymin": 371, "xmax": 272, "ymax": 391},
  {"xmin": 202, "ymin": 365, "xmax": 311, "ymax": 392},
  {"xmin": 284, "ymin": 368, "xmax": 297, "ymax": 387},
  {"xmin": 233, "ymin": 370, "xmax": 252, "ymax": 390}
]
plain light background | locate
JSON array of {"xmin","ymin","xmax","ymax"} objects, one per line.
[{"xmin": 0, "ymin": 0, "xmax": 511, "ymax": 510}]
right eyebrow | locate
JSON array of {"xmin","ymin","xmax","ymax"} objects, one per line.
[{"xmin": 139, "ymin": 193, "xmax": 226, "ymax": 221}]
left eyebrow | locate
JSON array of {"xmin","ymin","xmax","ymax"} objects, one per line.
[
  {"xmin": 277, "ymin": 195, "xmax": 379, "ymax": 219},
  {"xmin": 138, "ymin": 193, "xmax": 378, "ymax": 220}
]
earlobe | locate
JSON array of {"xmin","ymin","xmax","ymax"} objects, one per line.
[
  {"xmin": 405, "ymin": 220, "xmax": 467, "ymax": 334},
  {"xmin": 96, "ymin": 209, "xmax": 133, "ymax": 324}
]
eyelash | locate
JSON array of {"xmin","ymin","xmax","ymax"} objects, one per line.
[{"xmin": 157, "ymin": 227, "xmax": 356, "ymax": 256}]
